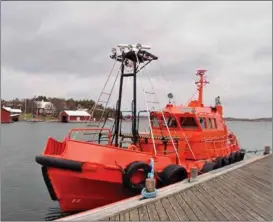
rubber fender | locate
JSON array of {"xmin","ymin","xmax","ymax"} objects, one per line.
[
  {"xmin": 239, "ymin": 149, "xmax": 246, "ymax": 161},
  {"xmin": 160, "ymin": 164, "xmax": 188, "ymax": 186},
  {"xmin": 41, "ymin": 166, "xmax": 58, "ymax": 201},
  {"xmin": 122, "ymin": 161, "xmax": 151, "ymax": 194},
  {"xmin": 35, "ymin": 155, "xmax": 82, "ymax": 172},
  {"xmin": 228, "ymin": 152, "xmax": 236, "ymax": 164},
  {"xmin": 213, "ymin": 157, "xmax": 223, "ymax": 169},
  {"xmin": 201, "ymin": 162, "xmax": 216, "ymax": 173},
  {"xmin": 234, "ymin": 151, "xmax": 241, "ymax": 162},
  {"xmin": 221, "ymin": 156, "xmax": 229, "ymax": 167}
]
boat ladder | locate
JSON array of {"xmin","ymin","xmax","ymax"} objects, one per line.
[
  {"xmin": 134, "ymin": 50, "xmax": 180, "ymax": 163},
  {"xmin": 72, "ymin": 60, "xmax": 120, "ymax": 141}
]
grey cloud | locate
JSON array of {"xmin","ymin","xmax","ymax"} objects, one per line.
[{"xmin": 1, "ymin": 1, "xmax": 272, "ymax": 118}]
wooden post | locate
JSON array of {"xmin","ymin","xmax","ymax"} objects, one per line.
[
  {"xmin": 263, "ymin": 146, "xmax": 271, "ymax": 155},
  {"xmin": 145, "ymin": 178, "xmax": 156, "ymax": 192},
  {"xmin": 190, "ymin": 168, "xmax": 198, "ymax": 182}
]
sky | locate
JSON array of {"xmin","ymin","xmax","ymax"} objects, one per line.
[{"xmin": 1, "ymin": 1, "xmax": 272, "ymax": 118}]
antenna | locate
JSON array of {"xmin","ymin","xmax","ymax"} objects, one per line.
[{"xmin": 195, "ymin": 69, "xmax": 209, "ymax": 106}]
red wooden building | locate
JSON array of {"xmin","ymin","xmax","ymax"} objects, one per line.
[
  {"xmin": 59, "ymin": 110, "xmax": 91, "ymax": 123},
  {"xmin": 1, "ymin": 107, "xmax": 12, "ymax": 123}
]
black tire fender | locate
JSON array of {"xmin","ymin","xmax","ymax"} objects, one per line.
[
  {"xmin": 239, "ymin": 149, "xmax": 246, "ymax": 161},
  {"xmin": 213, "ymin": 157, "xmax": 223, "ymax": 169},
  {"xmin": 160, "ymin": 164, "xmax": 188, "ymax": 186},
  {"xmin": 221, "ymin": 156, "xmax": 229, "ymax": 167},
  {"xmin": 122, "ymin": 161, "xmax": 151, "ymax": 193},
  {"xmin": 228, "ymin": 152, "xmax": 236, "ymax": 164},
  {"xmin": 201, "ymin": 162, "xmax": 216, "ymax": 173},
  {"xmin": 234, "ymin": 151, "xmax": 241, "ymax": 162}
]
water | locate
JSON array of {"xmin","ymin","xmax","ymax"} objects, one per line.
[{"xmin": 1, "ymin": 120, "xmax": 272, "ymax": 221}]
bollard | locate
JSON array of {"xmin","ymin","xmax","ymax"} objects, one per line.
[
  {"xmin": 190, "ymin": 168, "xmax": 198, "ymax": 182},
  {"xmin": 263, "ymin": 146, "xmax": 271, "ymax": 155},
  {"xmin": 145, "ymin": 178, "xmax": 156, "ymax": 192}
]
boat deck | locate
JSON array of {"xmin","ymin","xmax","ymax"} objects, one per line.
[{"xmin": 57, "ymin": 154, "xmax": 272, "ymax": 221}]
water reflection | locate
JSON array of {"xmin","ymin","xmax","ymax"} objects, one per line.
[{"xmin": 44, "ymin": 207, "xmax": 81, "ymax": 221}]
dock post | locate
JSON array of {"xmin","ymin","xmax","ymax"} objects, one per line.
[
  {"xmin": 189, "ymin": 168, "xmax": 198, "ymax": 182},
  {"xmin": 263, "ymin": 146, "xmax": 271, "ymax": 155},
  {"xmin": 145, "ymin": 178, "xmax": 156, "ymax": 192}
]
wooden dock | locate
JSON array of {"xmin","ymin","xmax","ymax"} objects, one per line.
[{"xmin": 57, "ymin": 154, "xmax": 272, "ymax": 221}]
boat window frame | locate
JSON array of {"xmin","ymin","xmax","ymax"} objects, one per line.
[
  {"xmin": 150, "ymin": 114, "xmax": 160, "ymax": 128},
  {"xmin": 179, "ymin": 115, "xmax": 200, "ymax": 130},
  {"xmin": 207, "ymin": 118, "xmax": 213, "ymax": 129},
  {"xmin": 213, "ymin": 118, "xmax": 218, "ymax": 129},
  {"xmin": 198, "ymin": 116, "xmax": 207, "ymax": 129},
  {"xmin": 161, "ymin": 115, "xmax": 179, "ymax": 129}
]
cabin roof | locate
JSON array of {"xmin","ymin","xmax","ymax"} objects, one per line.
[{"xmin": 161, "ymin": 104, "xmax": 219, "ymax": 116}]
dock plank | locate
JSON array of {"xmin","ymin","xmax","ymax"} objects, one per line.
[
  {"xmin": 138, "ymin": 205, "xmax": 149, "ymax": 221},
  {"xmin": 57, "ymin": 154, "xmax": 272, "ymax": 222},
  {"xmin": 168, "ymin": 195, "xmax": 189, "ymax": 221},
  {"xmin": 190, "ymin": 185, "xmax": 227, "ymax": 221},
  {"xmin": 161, "ymin": 197, "xmax": 179, "ymax": 221},
  {"xmin": 154, "ymin": 200, "xmax": 169, "ymax": 221},
  {"xmin": 146, "ymin": 203, "xmax": 159, "ymax": 221},
  {"xmin": 213, "ymin": 176, "xmax": 272, "ymax": 220},
  {"xmin": 129, "ymin": 208, "xmax": 139, "ymax": 221}
]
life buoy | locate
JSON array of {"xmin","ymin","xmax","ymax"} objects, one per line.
[
  {"xmin": 160, "ymin": 164, "xmax": 188, "ymax": 186},
  {"xmin": 122, "ymin": 161, "xmax": 151, "ymax": 193}
]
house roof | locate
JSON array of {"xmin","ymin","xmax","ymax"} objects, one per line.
[
  {"xmin": 2, "ymin": 106, "xmax": 22, "ymax": 113},
  {"xmin": 62, "ymin": 110, "xmax": 91, "ymax": 117},
  {"xmin": 35, "ymin": 100, "xmax": 55, "ymax": 109}
]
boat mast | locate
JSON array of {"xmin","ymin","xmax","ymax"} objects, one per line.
[
  {"xmin": 195, "ymin": 69, "xmax": 209, "ymax": 106},
  {"xmin": 114, "ymin": 53, "xmax": 125, "ymax": 147},
  {"xmin": 111, "ymin": 44, "xmax": 158, "ymax": 147}
]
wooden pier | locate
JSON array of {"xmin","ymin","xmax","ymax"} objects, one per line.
[{"xmin": 57, "ymin": 154, "xmax": 272, "ymax": 221}]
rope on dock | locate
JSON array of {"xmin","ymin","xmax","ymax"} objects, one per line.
[{"xmin": 141, "ymin": 158, "xmax": 157, "ymax": 199}]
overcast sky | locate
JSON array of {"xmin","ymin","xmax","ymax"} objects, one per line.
[{"xmin": 1, "ymin": 1, "xmax": 272, "ymax": 118}]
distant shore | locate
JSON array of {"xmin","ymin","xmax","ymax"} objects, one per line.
[
  {"xmin": 18, "ymin": 113, "xmax": 272, "ymax": 123},
  {"xmin": 224, "ymin": 117, "xmax": 272, "ymax": 122}
]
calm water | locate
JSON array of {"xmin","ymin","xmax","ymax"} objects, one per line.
[{"xmin": 1, "ymin": 120, "xmax": 272, "ymax": 221}]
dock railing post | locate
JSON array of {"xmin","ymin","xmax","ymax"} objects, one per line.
[
  {"xmin": 189, "ymin": 168, "xmax": 198, "ymax": 182},
  {"xmin": 145, "ymin": 178, "xmax": 156, "ymax": 192},
  {"xmin": 263, "ymin": 146, "xmax": 271, "ymax": 155}
]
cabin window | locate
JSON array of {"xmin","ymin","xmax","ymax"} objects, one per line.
[
  {"xmin": 207, "ymin": 118, "xmax": 213, "ymax": 129},
  {"xmin": 151, "ymin": 116, "xmax": 159, "ymax": 127},
  {"xmin": 180, "ymin": 117, "xmax": 198, "ymax": 129},
  {"xmin": 213, "ymin": 118, "xmax": 217, "ymax": 129},
  {"xmin": 198, "ymin": 117, "xmax": 206, "ymax": 129},
  {"xmin": 162, "ymin": 116, "xmax": 178, "ymax": 128}
]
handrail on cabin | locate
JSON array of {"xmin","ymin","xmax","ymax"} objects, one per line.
[{"xmin": 68, "ymin": 128, "xmax": 112, "ymax": 144}]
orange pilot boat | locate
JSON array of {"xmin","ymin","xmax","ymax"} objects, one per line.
[{"xmin": 35, "ymin": 43, "xmax": 245, "ymax": 213}]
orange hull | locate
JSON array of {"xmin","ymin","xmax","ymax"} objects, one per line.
[
  {"xmin": 37, "ymin": 134, "xmax": 244, "ymax": 212},
  {"xmin": 42, "ymin": 167, "xmax": 131, "ymax": 212}
]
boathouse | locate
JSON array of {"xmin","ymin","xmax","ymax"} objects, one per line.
[
  {"xmin": 1, "ymin": 107, "xmax": 12, "ymax": 123},
  {"xmin": 59, "ymin": 110, "xmax": 91, "ymax": 123},
  {"xmin": 3, "ymin": 106, "xmax": 22, "ymax": 122}
]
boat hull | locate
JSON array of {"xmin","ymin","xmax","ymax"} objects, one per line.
[{"xmin": 43, "ymin": 167, "xmax": 132, "ymax": 212}]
